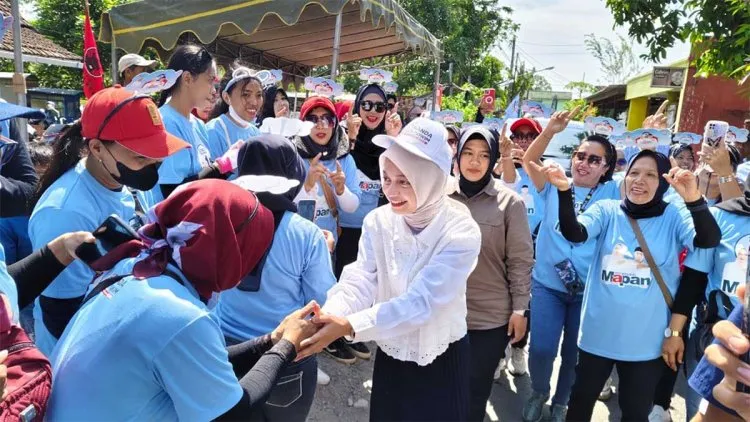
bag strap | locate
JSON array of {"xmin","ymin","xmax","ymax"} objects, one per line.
[
  {"xmin": 82, "ymin": 267, "xmax": 185, "ymax": 307},
  {"xmin": 627, "ymin": 217, "xmax": 674, "ymax": 309}
]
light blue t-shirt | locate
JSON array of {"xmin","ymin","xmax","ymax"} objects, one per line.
[
  {"xmin": 217, "ymin": 212, "xmax": 335, "ymax": 340},
  {"xmin": 736, "ymin": 161, "xmax": 750, "ymax": 187},
  {"xmin": 0, "ymin": 243, "xmax": 19, "ymax": 324},
  {"xmin": 340, "ymin": 168, "xmax": 380, "ymax": 229},
  {"xmin": 205, "ymin": 114, "xmax": 261, "ymax": 160},
  {"xmin": 531, "ymin": 179, "xmax": 622, "ymax": 293},
  {"xmin": 150, "ymin": 104, "xmax": 213, "ymax": 203},
  {"xmin": 301, "ymin": 155, "xmax": 361, "ymax": 240},
  {"xmin": 577, "ymin": 201, "xmax": 696, "ymax": 361},
  {"xmin": 29, "ymin": 161, "xmax": 137, "ymax": 355},
  {"xmin": 684, "ymin": 208, "xmax": 748, "ymax": 310},
  {"xmin": 48, "ymin": 257, "xmax": 242, "ymax": 421},
  {"xmin": 29, "ymin": 161, "xmax": 136, "ymax": 299},
  {"xmin": 515, "ymin": 168, "xmax": 545, "ymax": 234}
]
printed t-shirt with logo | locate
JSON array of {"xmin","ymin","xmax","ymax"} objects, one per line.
[
  {"xmin": 577, "ymin": 200, "xmax": 695, "ymax": 361},
  {"xmin": 340, "ymin": 169, "xmax": 381, "ymax": 229},
  {"xmin": 150, "ymin": 103, "xmax": 213, "ymax": 203},
  {"xmin": 516, "ymin": 168, "xmax": 545, "ymax": 233},
  {"xmin": 684, "ymin": 208, "xmax": 748, "ymax": 314},
  {"xmin": 298, "ymin": 154, "xmax": 361, "ymax": 242},
  {"xmin": 205, "ymin": 114, "xmax": 261, "ymax": 160},
  {"xmin": 531, "ymin": 179, "xmax": 621, "ymax": 293}
]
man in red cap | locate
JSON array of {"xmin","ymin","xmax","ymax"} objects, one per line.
[{"xmin": 28, "ymin": 86, "xmax": 191, "ymax": 356}]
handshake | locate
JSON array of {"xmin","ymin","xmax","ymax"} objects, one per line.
[{"xmin": 270, "ymin": 301, "xmax": 355, "ymax": 361}]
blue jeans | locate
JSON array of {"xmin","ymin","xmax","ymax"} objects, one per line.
[
  {"xmin": 685, "ymin": 325, "xmax": 703, "ymax": 420},
  {"xmin": 529, "ymin": 282, "xmax": 582, "ymax": 406}
]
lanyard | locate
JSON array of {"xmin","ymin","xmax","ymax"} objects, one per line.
[{"xmin": 575, "ymin": 184, "xmax": 598, "ymax": 216}]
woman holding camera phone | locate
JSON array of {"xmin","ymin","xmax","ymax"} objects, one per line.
[{"xmin": 520, "ymin": 108, "xmax": 622, "ymax": 422}]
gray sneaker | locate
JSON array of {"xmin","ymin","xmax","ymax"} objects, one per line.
[
  {"xmin": 550, "ymin": 404, "xmax": 567, "ymax": 422},
  {"xmin": 522, "ymin": 391, "xmax": 549, "ymax": 422}
]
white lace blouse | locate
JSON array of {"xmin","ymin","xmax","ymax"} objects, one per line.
[{"xmin": 322, "ymin": 199, "xmax": 481, "ymax": 366}]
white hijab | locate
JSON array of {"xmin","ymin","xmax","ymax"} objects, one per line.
[{"xmin": 379, "ymin": 143, "xmax": 447, "ymax": 230}]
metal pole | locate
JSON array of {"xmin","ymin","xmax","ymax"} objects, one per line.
[
  {"xmin": 11, "ymin": 0, "xmax": 24, "ymax": 106},
  {"xmin": 431, "ymin": 59, "xmax": 441, "ymax": 112},
  {"xmin": 509, "ymin": 36, "xmax": 516, "ymax": 97},
  {"xmin": 448, "ymin": 62, "xmax": 453, "ymax": 96},
  {"xmin": 330, "ymin": 12, "xmax": 343, "ymax": 79},
  {"xmin": 111, "ymin": 39, "xmax": 118, "ymax": 84}
]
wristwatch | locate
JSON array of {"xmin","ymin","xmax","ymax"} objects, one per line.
[
  {"xmin": 718, "ymin": 175, "xmax": 736, "ymax": 184},
  {"xmin": 664, "ymin": 328, "xmax": 681, "ymax": 338}
]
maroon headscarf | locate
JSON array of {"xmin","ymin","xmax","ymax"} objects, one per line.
[{"xmin": 93, "ymin": 179, "xmax": 274, "ymax": 300}]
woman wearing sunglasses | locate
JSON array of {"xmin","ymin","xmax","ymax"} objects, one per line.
[
  {"xmin": 205, "ymin": 66, "xmax": 263, "ymax": 160},
  {"xmin": 46, "ymin": 179, "xmax": 319, "ymax": 421},
  {"xmin": 520, "ymin": 108, "xmax": 623, "ymax": 422},
  {"xmin": 336, "ymin": 83, "xmax": 401, "ymax": 279},
  {"xmin": 541, "ymin": 150, "xmax": 720, "ymax": 421}
]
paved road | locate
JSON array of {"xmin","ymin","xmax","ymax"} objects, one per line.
[{"xmin": 309, "ymin": 343, "xmax": 689, "ymax": 421}]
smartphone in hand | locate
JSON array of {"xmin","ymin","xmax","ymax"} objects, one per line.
[
  {"xmin": 75, "ymin": 215, "xmax": 139, "ymax": 266},
  {"xmin": 704, "ymin": 120, "xmax": 729, "ymax": 148},
  {"xmin": 480, "ymin": 89, "xmax": 496, "ymax": 111},
  {"xmin": 298, "ymin": 200, "xmax": 316, "ymax": 222}
]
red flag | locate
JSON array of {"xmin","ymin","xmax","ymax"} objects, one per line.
[{"xmin": 82, "ymin": 7, "xmax": 104, "ymax": 98}]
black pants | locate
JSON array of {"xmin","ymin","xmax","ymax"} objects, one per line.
[
  {"xmin": 566, "ymin": 349, "xmax": 665, "ymax": 422},
  {"xmin": 371, "ymin": 336, "xmax": 470, "ymax": 421},
  {"xmin": 468, "ymin": 327, "xmax": 511, "ymax": 421},
  {"xmin": 653, "ymin": 325, "xmax": 688, "ymax": 409},
  {"xmin": 335, "ymin": 227, "xmax": 361, "ymax": 278}
]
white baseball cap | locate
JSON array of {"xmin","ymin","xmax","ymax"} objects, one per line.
[
  {"xmin": 118, "ymin": 54, "xmax": 157, "ymax": 74},
  {"xmin": 373, "ymin": 117, "xmax": 452, "ymax": 174}
]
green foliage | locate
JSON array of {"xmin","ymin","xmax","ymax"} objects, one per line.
[
  {"xmin": 605, "ymin": 0, "xmax": 750, "ymax": 79},
  {"xmin": 564, "ymin": 98, "xmax": 598, "ymax": 121},
  {"xmin": 22, "ymin": 0, "xmax": 134, "ymax": 88},
  {"xmin": 565, "ymin": 81, "xmax": 597, "ymax": 97},
  {"xmin": 583, "ymin": 33, "xmax": 641, "ymax": 84},
  {"xmin": 532, "ymin": 74, "xmax": 552, "ymax": 91},
  {"xmin": 441, "ymin": 84, "xmax": 484, "ymax": 123}
]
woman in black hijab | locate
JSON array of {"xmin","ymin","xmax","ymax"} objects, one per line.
[
  {"xmin": 543, "ymin": 149, "xmax": 721, "ymax": 421},
  {"xmin": 259, "ymin": 86, "xmax": 290, "ymax": 125},
  {"xmin": 216, "ymin": 134, "xmax": 337, "ymax": 422}
]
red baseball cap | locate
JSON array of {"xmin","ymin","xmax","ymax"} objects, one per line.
[
  {"xmin": 81, "ymin": 86, "xmax": 190, "ymax": 159},
  {"xmin": 300, "ymin": 96, "xmax": 337, "ymax": 121},
  {"xmin": 510, "ymin": 117, "xmax": 543, "ymax": 135}
]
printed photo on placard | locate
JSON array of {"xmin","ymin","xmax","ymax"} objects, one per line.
[
  {"xmin": 126, "ymin": 69, "xmax": 183, "ymax": 95},
  {"xmin": 304, "ymin": 77, "xmax": 343, "ymax": 97},
  {"xmin": 260, "ymin": 117, "xmax": 315, "ymax": 138},
  {"xmin": 726, "ymin": 126, "xmax": 750, "ymax": 144},
  {"xmin": 359, "ymin": 68, "xmax": 393, "ymax": 84},
  {"xmin": 608, "ymin": 133, "xmax": 627, "ymax": 149},
  {"xmin": 383, "ymin": 82, "xmax": 398, "ymax": 94},
  {"xmin": 521, "ymin": 101, "xmax": 552, "ymax": 119},
  {"xmin": 261, "ymin": 69, "xmax": 283, "ymax": 87},
  {"xmin": 431, "ymin": 110, "xmax": 464, "ymax": 125},
  {"xmin": 673, "ymin": 132, "xmax": 702, "ymax": 145},
  {"xmin": 584, "ymin": 116, "xmax": 626, "ymax": 137},
  {"xmin": 482, "ymin": 118, "xmax": 506, "ymax": 133},
  {"xmin": 722, "ymin": 235, "xmax": 749, "ymax": 298},
  {"xmin": 0, "ymin": 13, "xmax": 12, "ymax": 41},
  {"xmin": 627, "ymin": 129, "xmax": 672, "ymax": 150}
]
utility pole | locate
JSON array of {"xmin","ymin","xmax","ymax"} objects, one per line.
[
  {"xmin": 508, "ymin": 36, "xmax": 517, "ymax": 97},
  {"xmin": 448, "ymin": 62, "xmax": 453, "ymax": 96}
]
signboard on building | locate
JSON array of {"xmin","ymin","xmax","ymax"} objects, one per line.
[{"xmin": 651, "ymin": 67, "xmax": 685, "ymax": 88}]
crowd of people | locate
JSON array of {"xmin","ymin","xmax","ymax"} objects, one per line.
[{"xmin": 0, "ymin": 43, "xmax": 748, "ymax": 422}]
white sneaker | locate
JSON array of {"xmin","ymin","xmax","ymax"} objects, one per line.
[
  {"xmin": 317, "ymin": 367, "xmax": 330, "ymax": 385},
  {"xmin": 648, "ymin": 405, "xmax": 672, "ymax": 422},
  {"xmin": 510, "ymin": 347, "xmax": 528, "ymax": 376}
]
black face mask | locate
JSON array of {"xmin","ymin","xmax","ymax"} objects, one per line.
[{"xmin": 102, "ymin": 145, "xmax": 160, "ymax": 191}]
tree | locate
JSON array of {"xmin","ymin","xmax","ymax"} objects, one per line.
[
  {"xmin": 565, "ymin": 81, "xmax": 597, "ymax": 98},
  {"xmin": 532, "ymin": 74, "xmax": 552, "ymax": 91},
  {"xmin": 605, "ymin": 0, "xmax": 750, "ymax": 79},
  {"xmin": 21, "ymin": 0, "xmax": 135, "ymax": 89},
  {"xmin": 563, "ymin": 98, "xmax": 597, "ymax": 121},
  {"xmin": 584, "ymin": 33, "xmax": 642, "ymax": 84}
]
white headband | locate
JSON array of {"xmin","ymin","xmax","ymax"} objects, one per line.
[{"xmin": 224, "ymin": 67, "xmax": 273, "ymax": 93}]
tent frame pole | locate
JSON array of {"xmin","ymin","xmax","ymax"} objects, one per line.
[
  {"xmin": 111, "ymin": 39, "xmax": 118, "ymax": 84},
  {"xmin": 432, "ymin": 59, "xmax": 441, "ymax": 111},
  {"xmin": 330, "ymin": 11, "xmax": 342, "ymax": 79}
]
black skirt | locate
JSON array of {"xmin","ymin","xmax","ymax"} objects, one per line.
[{"xmin": 370, "ymin": 336, "xmax": 470, "ymax": 422}]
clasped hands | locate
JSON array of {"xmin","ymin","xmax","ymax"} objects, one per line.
[{"xmin": 270, "ymin": 301, "xmax": 355, "ymax": 361}]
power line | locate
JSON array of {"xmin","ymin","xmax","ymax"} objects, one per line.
[{"xmin": 519, "ymin": 41, "xmax": 585, "ymax": 47}]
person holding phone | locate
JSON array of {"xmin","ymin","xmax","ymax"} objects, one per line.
[
  {"xmin": 519, "ymin": 108, "xmax": 622, "ymax": 422},
  {"xmin": 294, "ymin": 95, "xmax": 365, "ymax": 362},
  {"xmin": 205, "ymin": 65, "xmax": 263, "ymax": 160},
  {"xmin": 695, "ymin": 142, "xmax": 743, "ymax": 206},
  {"xmin": 294, "ymin": 118, "xmax": 481, "ymax": 421},
  {"xmin": 448, "ymin": 125, "xmax": 534, "ymax": 421},
  {"xmin": 216, "ymin": 135, "xmax": 335, "ymax": 421},
  {"xmin": 28, "ymin": 86, "xmax": 191, "ymax": 356},
  {"xmin": 544, "ymin": 150, "xmax": 721, "ymax": 421},
  {"xmin": 47, "ymin": 179, "xmax": 319, "ymax": 421}
]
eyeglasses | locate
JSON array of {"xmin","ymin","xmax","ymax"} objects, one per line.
[
  {"xmin": 360, "ymin": 100, "xmax": 387, "ymax": 113},
  {"xmin": 304, "ymin": 114, "xmax": 336, "ymax": 128},
  {"xmin": 511, "ymin": 133, "xmax": 537, "ymax": 141},
  {"xmin": 387, "ymin": 103, "xmax": 396, "ymax": 111},
  {"xmin": 574, "ymin": 152, "xmax": 604, "ymax": 167}
]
